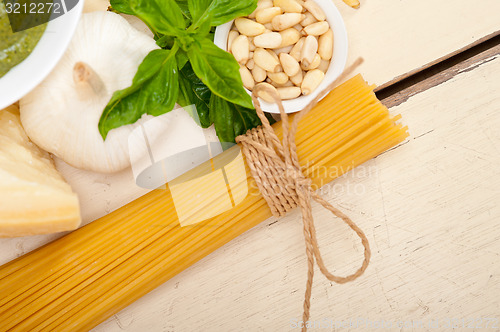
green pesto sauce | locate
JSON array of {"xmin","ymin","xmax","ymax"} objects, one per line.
[{"xmin": 0, "ymin": 3, "xmax": 46, "ymax": 78}]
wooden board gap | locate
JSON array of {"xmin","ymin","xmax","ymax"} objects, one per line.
[{"xmin": 377, "ymin": 34, "xmax": 500, "ymax": 108}]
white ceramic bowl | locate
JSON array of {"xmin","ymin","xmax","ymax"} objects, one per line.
[
  {"xmin": 0, "ymin": 2, "xmax": 83, "ymax": 109},
  {"xmin": 214, "ymin": 0, "xmax": 348, "ymax": 114}
]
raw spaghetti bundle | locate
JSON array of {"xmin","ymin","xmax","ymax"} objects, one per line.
[
  {"xmin": 0, "ymin": 71, "xmax": 408, "ymax": 331},
  {"xmin": 237, "ymin": 60, "xmax": 371, "ymax": 330}
]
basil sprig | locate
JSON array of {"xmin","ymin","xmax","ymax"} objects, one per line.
[{"xmin": 99, "ymin": 0, "xmax": 262, "ymax": 143}]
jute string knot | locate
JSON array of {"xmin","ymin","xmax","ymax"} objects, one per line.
[{"xmin": 236, "ymin": 59, "xmax": 371, "ymax": 332}]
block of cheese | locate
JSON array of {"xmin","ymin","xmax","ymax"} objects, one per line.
[{"xmin": 0, "ymin": 105, "xmax": 81, "ymax": 237}]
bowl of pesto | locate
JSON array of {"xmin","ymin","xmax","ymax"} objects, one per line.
[{"xmin": 0, "ymin": 1, "xmax": 83, "ymax": 109}]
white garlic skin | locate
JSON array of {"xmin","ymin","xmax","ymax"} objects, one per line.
[{"xmin": 20, "ymin": 12, "xmax": 162, "ymax": 174}]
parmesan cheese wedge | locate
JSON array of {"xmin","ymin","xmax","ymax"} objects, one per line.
[{"xmin": 0, "ymin": 105, "xmax": 81, "ymax": 237}]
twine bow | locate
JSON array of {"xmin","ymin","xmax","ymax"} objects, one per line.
[{"xmin": 236, "ymin": 59, "xmax": 371, "ymax": 331}]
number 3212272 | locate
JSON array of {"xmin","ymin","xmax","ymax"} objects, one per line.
[{"xmin": 5, "ymin": 2, "xmax": 62, "ymax": 14}]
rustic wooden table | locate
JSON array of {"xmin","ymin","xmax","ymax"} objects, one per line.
[{"xmin": 1, "ymin": 0, "xmax": 499, "ymax": 331}]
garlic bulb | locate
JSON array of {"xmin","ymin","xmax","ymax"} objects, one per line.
[
  {"xmin": 83, "ymin": 0, "xmax": 109, "ymax": 13},
  {"xmin": 121, "ymin": 14, "xmax": 155, "ymax": 38},
  {"xmin": 83, "ymin": 0, "xmax": 154, "ymax": 38},
  {"xmin": 20, "ymin": 12, "xmax": 162, "ymax": 173}
]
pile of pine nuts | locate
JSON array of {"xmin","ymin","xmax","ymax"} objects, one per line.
[{"xmin": 228, "ymin": 0, "xmax": 333, "ymax": 102}]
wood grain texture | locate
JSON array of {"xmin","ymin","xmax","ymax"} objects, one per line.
[
  {"xmin": 336, "ymin": 0, "xmax": 500, "ymax": 90},
  {"xmin": 381, "ymin": 42, "xmax": 500, "ymax": 109},
  {"xmin": 0, "ymin": 0, "xmax": 499, "ymax": 329},
  {"xmin": 90, "ymin": 46, "xmax": 500, "ymax": 331}
]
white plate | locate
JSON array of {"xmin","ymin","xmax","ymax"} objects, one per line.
[
  {"xmin": 0, "ymin": 1, "xmax": 83, "ymax": 109},
  {"xmin": 214, "ymin": 0, "xmax": 348, "ymax": 114}
]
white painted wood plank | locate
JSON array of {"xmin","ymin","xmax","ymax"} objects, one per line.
[
  {"xmin": 337, "ymin": 0, "xmax": 500, "ymax": 88},
  {"xmin": 0, "ymin": 0, "xmax": 499, "ymax": 327},
  {"xmin": 91, "ymin": 52, "xmax": 500, "ymax": 331}
]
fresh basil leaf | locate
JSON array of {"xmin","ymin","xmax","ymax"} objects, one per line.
[
  {"xmin": 146, "ymin": 60, "xmax": 179, "ymax": 117},
  {"xmin": 192, "ymin": 0, "xmax": 257, "ymax": 28},
  {"xmin": 176, "ymin": 49, "xmax": 189, "ymax": 70},
  {"xmin": 209, "ymin": 94, "xmax": 234, "ymax": 143},
  {"xmin": 175, "ymin": 0, "xmax": 192, "ymax": 23},
  {"xmin": 105, "ymin": 49, "xmax": 167, "ymax": 98},
  {"xmin": 176, "ymin": 34, "xmax": 196, "ymax": 51},
  {"xmin": 210, "ymin": 0, "xmax": 258, "ymax": 25},
  {"xmin": 209, "ymin": 94, "xmax": 261, "ymax": 143},
  {"xmin": 187, "ymin": 0, "xmax": 211, "ymax": 24},
  {"xmin": 109, "ymin": 0, "xmax": 134, "ymax": 15},
  {"xmin": 156, "ymin": 35, "xmax": 175, "ymax": 48},
  {"xmin": 99, "ymin": 49, "xmax": 179, "ymax": 139},
  {"xmin": 129, "ymin": 0, "xmax": 187, "ymax": 35},
  {"xmin": 188, "ymin": 38, "xmax": 253, "ymax": 109},
  {"xmin": 178, "ymin": 63, "xmax": 212, "ymax": 128},
  {"xmin": 265, "ymin": 112, "xmax": 277, "ymax": 126},
  {"xmin": 208, "ymin": 27, "xmax": 216, "ymax": 41},
  {"xmin": 193, "ymin": 14, "xmax": 213, "ymax": 37},
  {"xmin": 232, "ymin": 104, "xmax": 262, "ymax": 137}
]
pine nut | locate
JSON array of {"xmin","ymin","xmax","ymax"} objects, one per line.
[
  {"xmin": 249, "ymin": 37, "xmax": 256, "ymax": 51},
  {"xmin": 255, "ymin": 82, "xmax": 279, "ymax": 103},
  {"xmin": 343, "ymin": 0, "xmax": 360, "ymax": 9},
  {"xmin": 247, "ymin": 59, "xmax": 255, "ymax": 70},
  {"xmin": 300, "ymin": 35, "xmax": 318, "ymax": 67},
  {"xmin": 231, "ymin": 35, "xmax": 249, "ymax": 64},
  {"xmin": 231, "ymin": 0, "xmax": 332, "ymax": 99},
  {"xmin": 254, "ymin": 32, "xmax": 283, "ymax": 49},
  {"xmin": 235, "ymin": 18, "xmax": 266, "ymax": 36},
  {"xmin": 227, "ymin": 30, "xmax": 239, "ymax": 52},
  {"xmin": 277, "ymin": 86, "xmax": 302, "ymax": 99},
  {"xmin": 272, "ymin": 13, "xmax": 305, "ymax": 31},
  {"xmin": 279, "ymin": 80, "xmax": 295, "ymax": 87},
  {"xmin": 254, "ymin": 48, "xmax": 281, "ymax": 72},
  {"xmin": 252, "ymin": 65, "xmax": 267, "ymax": 82},
  {"xmin": 303, "ymin": 21, "xmax": 329, "ymax": 36},
  {"xmin": 278, "ymin": 28, "xmax": 301, "ymax": 47},
  {"xmin": 256, "ymin": 7, "xmax": 282, "ymax": 24},
  {"xmin": 279, "ymin": 53, "xmax": 301, "ymax": 76},
  {"xmin": 301, "ymin": 69, "xmax": 324, "ymax": 95},
  {"xmin": 317, "ymin": 59, "xmax": 330, "ymax": 73},
  {"xmin": 268, "ymin": 71, "xmax": 289, "ymax": 85},
  {"xmin": 318, "ymin": 28, "xmax": 333, "ymax": 60},
  {"xmin": 300, "ymin": 12, "xmax": 317, "ymax": 26},
  {"xmin": 240, "ymin": 66, "xmax": 255, "ymax": 90},
  {"xmin": 274, "ymin": 45, "xmax": 294, "ymax": 54},
  {"xmin": 290, "ymin": 70, "xmax": 303, "ymax": 85},
  {"xmin": 249, "ymin": 0, "xmax": 273, "ymax": 19},
  {"xmin": 289, "ymin": 37, "xmax": 305, "ymax": 61},
  {"xmin": 269, "ymin": 49, "xmax": 280, "ymax": 61},
  {"xmin": 302, "ymin": 0, "xmax": 326, "ymax": 21},
  {"xmin": 293, "ymin": 24, "xmax": 303, "ymax": 32},
  {"xmin": 274, "ymin": 0, "xmax": 303, "ymax": 13},
  {"xmin": 301, "ymin": 53, "xmax": 321, "ymax": 70}
]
